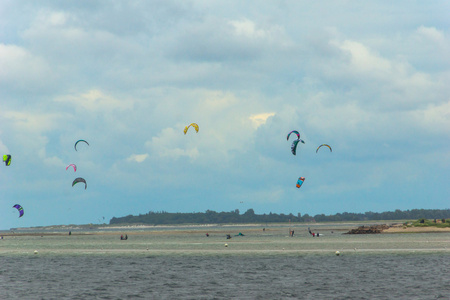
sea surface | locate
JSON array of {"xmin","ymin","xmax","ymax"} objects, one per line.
[{"xmin": 0, "ymin": 225, "xmax": 449, "ymax": 299}]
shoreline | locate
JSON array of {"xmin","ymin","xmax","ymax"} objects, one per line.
[
  {"xmin": 382, "ymin": 225, "xmax": 450, "ymax": 233},
  {"xmin": 2, "ymin": 222, "xmax": 450, "ymax": 236}
]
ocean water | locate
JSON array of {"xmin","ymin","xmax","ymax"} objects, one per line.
[{"xmin": 0, "ymin": 226, "xmax": 449, "ymax": 299}]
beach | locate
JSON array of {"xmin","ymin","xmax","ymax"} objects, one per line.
[
  {"xmin": 4, "ymin": 221, "xmax": 450, "ymax": 237},
  {"xmin": 1, "ymin": 222, "xmax": 449, "ymax": 256},
  {"xmin": 382, "ymin": 224, "xmax": 450, "ymax": 233}
]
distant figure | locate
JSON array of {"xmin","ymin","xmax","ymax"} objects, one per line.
[
  {"xmin": 69, "ymin": 231, "xmax": 71, "ymax": 236},
  {"xmin": 312, "ymin": 233, "xmax": 315, "ymax": 237},
  {"xmin": 263, "ymin": 228, "xmax": 265, "ymax": 232},
  {"xmin": 206, "ymin": 233, "xmax": 209, "ymax": 237},
  {"xmin": 226, "ymin": 234, "xmax": 232, "ymax": 239},
  {"xmin": 316, "ymin": 233, "xmax": 320, "ymax": 237},
  {"xmin": 125, "ymin": 234, "xmax": 128, "ymax": 240},
  {"xmin": 120, "ymin": 235, "xmax": 124, "ymax": 240}
]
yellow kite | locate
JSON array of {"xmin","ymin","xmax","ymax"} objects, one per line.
[{"xmin": 184, "ymin": 123, "xmax": 199, "ymax": 135}]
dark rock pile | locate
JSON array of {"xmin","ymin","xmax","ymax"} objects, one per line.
[{"xmin": 346, "ymin": 224, "xmax": 390, "ymax": 234}]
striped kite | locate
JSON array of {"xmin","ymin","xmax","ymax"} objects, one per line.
[
  {"xmin": 287, "ymin": 130, "xmax": 300, "ymax": 141},
  {"xmin": 316, "ymin": 144, "xmax": 332, "ymax": 153},
  {"xmin": 296, "ymin": 177, "xmax": 305, "ymax": 188},
  {"xmin": 13, "ymin": 204, "xmax": 24, "ymax": 218}
]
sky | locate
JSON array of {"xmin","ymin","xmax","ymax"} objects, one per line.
[{"xmin": 1, "ymin": 1, "xmax": 449, "ymax": 229}]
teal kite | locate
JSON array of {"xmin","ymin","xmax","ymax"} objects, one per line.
[{"xmin": 74, "ymin": 140, "xmax": 89, "ymax": 151}]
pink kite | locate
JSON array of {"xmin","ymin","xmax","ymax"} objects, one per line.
[{"xmin": 66, "ymin": 164, "xmax": 77, "ymax": 172}]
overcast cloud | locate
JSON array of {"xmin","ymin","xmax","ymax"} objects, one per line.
[{"xmin": 1, "ymin": 1, "xmax": 449, "ymax": 228}]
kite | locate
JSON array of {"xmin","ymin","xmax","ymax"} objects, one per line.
[
  {"xmin": 316, "ymin": 144, "xmax": 332, "ymax": 153},
  {"xmin": 287, "ymin": 130, "xmax": 300, "ymax": 141},
  {"xmin": 3, "ymin": 154, "xmax": 11, "ymax": 166},
  {"xmin": 296, "ymin": 177, "xmax": 305, "ymax": 188},
  {"xmin": 290, "ymin": 139, "xmax": 305, "ymax": 155},
  {"xmin": 13, "ymin": 204, "xmax": 24, "ymax": 218},
  {"xmin": 66, "ymin": 164, "xmax": 77, "ymax": 172},
  {"xmin": 74, "ymin": 140, "xmax": 89, "ymax": 151},
  {"xmin": 184, "ymin": 123, "xmax": 199, "ymax": 135},
  {"xmin": 72, "ymin": 177, "xmax": 87, "ymax": 189}
]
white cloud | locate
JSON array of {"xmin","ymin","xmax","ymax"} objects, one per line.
[
  {"xmin": 335, "ymin": 40, "xmax": 391, "ymax": 75},
  {"xmin": 145, "ymin": 127, "xmax": 200, "ymax": 161},
  {"xmin": 126, "ymin": 154, "xmax": 148, "ymax": 163},
  {"xmin": 43, "ymin": 155, "xmax": 65, "ymax": 168},
  {"xmin": 416, "ymin": 26, "xmax": 445, "ymax": 43},
  {"xmin": 55, "ymin": 89, "xmax": 134, "ymax": 112},
  {"xmin": 3, "ymin": 110, "xmax": 59, "ymax": 133},
  {"xmin": 47, "ymin": 11, "xmax": 69, "ymax": 26},
  {"xmin": 249, "ymin": 112, "xmax": 275, "ymax": 129},
  {"xmin": 168, "ymin": 16, "xmax": 291, "ymax": 63},
  {"xmin": 229, "ymin": 19, "xmax": 277, "ymax": 39},
  {"xmin": 0, "ymin": 44, "xmax": 53, "ymax": 90},
  {"xmin": 412, "ymin": 101, "xmax": 450, "ymax": 134}
]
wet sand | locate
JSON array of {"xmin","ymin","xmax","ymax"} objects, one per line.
[
  {"xmin": 3, "ymin": 222, "xmax": 450, "ymax": 237},
  {"xmin": 382, "ymin": 225, "xmax": 450, "ymax": 233}
]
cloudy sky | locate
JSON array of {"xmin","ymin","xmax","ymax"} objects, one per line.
[{"xmin": 1, "ymin": 1, "xmax": 449, "ymax": 228}]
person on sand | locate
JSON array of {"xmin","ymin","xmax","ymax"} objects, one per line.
[
  {"xmin": 316, "ymin": 232, "xmax": 319, "ymax": 237},
  {"xmin": 312, "ymin": 232, "xmax": 315, "ymax": 237},
  {"xmin": 206, "ymin": 233, "xmax": 209, "ymax": 237}
]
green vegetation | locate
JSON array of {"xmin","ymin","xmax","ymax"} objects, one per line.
[
  {"xmin": 410, "ymin": 218, "xmax": 450, "ymax": 228},
  {"xmin": 110, "ymin": 208, "xmax": 450, "ymax": 225}
]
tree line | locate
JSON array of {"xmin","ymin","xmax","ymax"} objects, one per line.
[{"xmin": 109, "ymin": 208, "xmax": 450, "ymax": 225}]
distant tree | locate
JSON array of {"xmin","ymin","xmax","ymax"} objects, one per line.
[{"xmin": 109, "ymin": 208, "xmax": 450, "ymax": 225}]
